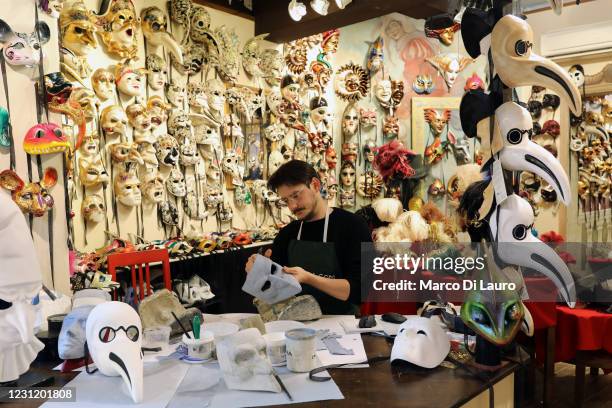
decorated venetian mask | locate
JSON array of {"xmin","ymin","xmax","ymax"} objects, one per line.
[
  {"xmin": 179, "ymin": 140, "xmax": 200, "ymax": 166},
  {"xmin": 126, "ymin": 103, "xmax": 153, "ymax": 143},
  {"xmin": 340, "ymin": 162, "xmax": 356, "ymax": 187},
  {"xmin": 138, "ymin": 143, "xmax": 157, "ymax": 167},
  {"xmin": 147, "ymin": 96, "xmax": 170, "ymax": 127},
  {"xmin": 426, "ymin": 53, "xmax": 472, "ymax": 90},
  {"xmin": 155, "ymin": 135, "xmax": 179, "ymax": 167},
  {"xmin": 383, "ymin": 116, "xmax": 400, "ymax": 139},
  {"xmin": 341, "ymin": 104, "xmax": 359, "ymax": 138},
  {"xmin": 96, "ymin": 0, "xmax": 140, "ymax": 59},
  {"xmin": 114, "ymin": 62, "xmax": 145, "ymax": 97},
  {"xmin": 425, "ymin": 108, "xmax": 451, "ymax": 137},
  {"xmin": 140, "ymin": 172, "xmax": 164, "ymax": 203},
  {"xmin": 79, "ymin": 134, "xmax": 99, "ymax": 157},
  {"xmin": 261, "ymin": 49, "xmax": 283, "ymax": 87},
  {"xmin": 266, "ymin": 91, "xmax": 284, "ymax": 117},
  {"xmin": 309, "ymin": 97, "xmax": 331, "ymax": 132},
  {"xmin": 194, "ymin": 124, "xmax": 220, "ymax": 146},
  {"xmin": 568, "ymin": 65, "xmax": 585, "ymax": 88},
  {"xmin": 190, "ymin": 6, "xmax": 211, "ymax": 43},
  {"xmin": 326, "ymin": 146, "xmax": 338, "ymax": 169},
  {"xmin": 40, "ymin": 0, "xmax": 64, "ymax": 19},
  {"xmin": 78, "ymin": 156, "xmax": 109, "ymax": 187},
  {"xmin": 140, "ymin": 6, "xmax": 182, "ymax": 65},
  {"xmin": 367, "ymin": 36, "xmax": 384, "ymax": 74},
  {"xmin": 91, "ymin": 68, "xmax": 115, "ymax": 101},
  {"xmin": 68, "ymin": 88, "xmax": 97, "ymax": 122},
  {"xmin": 334, "ymin": 63, "xmax": 370, "ymax": 102},
  {"xmin": 166, "ymin": 168, "xmax": 186, "ymax": 197},
  {"xmin": 205, "ymin": 79, "xmax": 226, "ymax": 113},
  {"xmin": 375, "ymin": 80, "xmax": 392, "ymax": 106},
  {"xmin": 59, "ymin": 2, "xmax": 97, "ymax": 56},
  {"xmin": 357, "ymin": 172, "xmax": 383, "ymax": 198},
  {"xmin": 168, "ymin": 110, "xmax": 192, "ymax": 140},
  {"xmin": 100, "ymin": 105, "xmax": 128, "ymax": 139},
  {"xmin": 281, "ymin": 75, "xmax": 301, "ymax": 105},
  {"xmin": 166, "ymin": 82, "xmax": 186, "ymax": 109},
  {"xmin": 187, "ymin": 82, "xmax": 206, "ymax": 110},
  {"xmin": 359, "ymin": 108, "xmax": 377, "ymax": 128},
  {"xmin": 412, "ymin": 74, "xmax": 434, "ymax": 94},
  {"xmin": 363, "ymin": 140, "xmax": 377, "ymax": 164},
  {"xmin": 145, "ymin": 54, "xmax": 166, "ymax": 91},
  {"xmin": 0, "ymin": 20, "xmax": 50, "ymax": 67},
  {"xmin": 114, "ymin": 171, "xmax": 141, "ymax": 207},
  {"xmin": 81, "ymin": 194, "xmax": 105, "ymax": 223},
  {"xmin": 109, "ymin": 142, "xmax": 143, "ymax": 165},
  {"xmin": 464, "ymin": 73, "xmax": 485, "ymax": 91},
  {"xmin": 0, "ymin": 168, "xmax": 57, "ymax": 216},
  {"xmin": 341, "ymin": 142, "xmax": 358, "ymax": 163}
]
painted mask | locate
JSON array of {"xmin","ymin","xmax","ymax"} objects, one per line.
[
  {"xmin": 96, "ymin": 0, "xmax": 140, "ymax": 59},
  {"xmin": 171, "ymin": 42, "xmax": 205, "ymax": 75},
  {"xmin": 158, "ymin": 200, "xmax": 178, "ymax": 226},
  {"xmin": 79, "ymin": 134, "xmax": 99, "ymax": 157},
  {"xmin": 140, "ymin": 6, "xmax": 182, "ymax": 65},
  {"xmin": 412, "ymin": 74, "xmax": 435, "ymax": 94},
  {"xmin": 183, "ymin": 191, "xmax": 207, "ymax": 220},
  {"xmin": 340, "ymin": 162, "xmax": 356, "ymax": 187},
  {"xmin": 68, "ymin": 88, "xmax": 97, "ymax": 123},
  {"xmin": 109, "ymin": 142, "xmax": 143, "ymax": 166},
  {"xmin": 205, "ymin": 184, "xmax": 224, "ymax": 207},
  {"xmin": 23, "ymin": 123, "xmax": 70, "ymax": 155},
  {"xmin": 59, "ymin": 2, "xmax": 97, "ymax": 72},
  {"xmin": 542, "ymin": 119, "xmax": 560, "ymax": 137},
  {"xmin": 309, "ymin": 97, "xmax": 331, "ymax": 133},
  {"xmin": 363, "ymin": 140, "xmax": 377, "ymax": 164},
  {"xmin": 0, "ymin": 107, "xmax": 10, "ymax": 147},
  {"xmin": 40, "ymin": 0, "xmax": 64, "ymax": 19},
  {"xmin": 166, "ymin": 168, "xmax": 186, "ymax": 197},
  {"xmin": 155, "ymin": 135, "xmax": 179, "ymax": 167},
  {"xmin": 326, "ymin": 146, "xmax": 338, "ymax": 169},
  {"xmin": 212, "ymin": 25, "xmax": 241, "ymax": 83},
  {"xmin": 424, "ymin": 15, "xmax": 460, "ymax": 46},
  {"xmin": 375, "ymin": 80, "xmax": 392, "ymax": 106},
  {"xmin": 145, "ymin": 54, "xmax": 166, "ymax": 91},
  {"xmin": 91, "ymin": 68, "xmax": 115, "ymax": 100},
  {"xmin": 179, "ymin": 140, "xmax": 199, "ymax": 166},
  {"xmin": 367, "ymin": 36, "xmax": 384, "ymax": 74},
  {"xmin": 222, "ymin": 150, "xmax": 242, "ymax": 180},
  {"xmin": 383, "ymin": 116, "xmax": 400, "ymax": 139},
  {"xmin": 464, "ymin": 72, "xmax": 485, "ymax": 91},
  {"xmin": 125, "ymin": 103, "xmax": 153, "ymax": 143},
  {"xmin": 78, "ymin": 156, "xmax": 109, "ymax": 187},
  {"xmin": 568, "ymin": 64, "xmax": 585, "ymax": 88},
  {"xmin": 426, "ymin": 53, "xmax": 472, "ymax": 90},
  {"xmin": 137, "ymin": 143, "xmax": 157, "ymax": 167},
  {"xmin": 195, "ymin": 124, "xmax": 220, "ymax": 146},
  {"xmin": 140, "ymin": 172, "xmax": 164, "ymax": 203},
  {"xmin": 242, "ymin": 33, "xmax": 267, "ymax": 78},
  {"xmin": 81, "ymin": 194, "xmax": 105, "ymax": 223},
  {"xmin": 0, "ymin": 20, "xmax": 50, "ymax": 67},
  {"xmin": 310, "ymin": 56, "xmax": 332, "ymax": 91},
  {"xmin": 452, "ymin": 137, "xmax": 471, "ymax": 164},
  {"xmin": 114, "ymin": 62, "xmax": 145, "ymax": 97},
  {"xmin": 205, "ymin": 79, "xmax": 226, "ymax": 114},
  {"xmin": 0, "ymin": 168, "xmax": 57, "ymax": 216},
  {"xmin": 0, "ymin": 191, "xmax": 43, "ymax": 382},
  {"xmin": 266, "ymin": 91, "xmax": 284, "ymax": 117},
  {"xmin": 168, "ymin": 110, "xmax": 192, "ymax": 140},
  {"xmin": 359, "ymin": 108, "xmax": 377, "ymax": 128},
  {"xmin": 428, "ymin": 178, "xmax": 445, "ymax": 196},
  {"xmin": 207, "ymin": 165, "xmax": 222, "ymax": 184},
  {"xmin": 85, "ymin": 302, "xmax": 143, "ymax": 403},
  {"xmin": 100, "ymin": 105, "xmax": 128, "ymax": 139},
  {"xmin": 281, "ymin": 75, "xmax": 301, "ymax": 106},
  {"xmin": 188, "ymin": 82, "xmax": 206, "ymax": 110},
  {"xmin": 166, "ymin": 82, "xmax": 186, "ymax": 109},
  {"xmin": 261, "ymin": 49, "xmax": 284, "ymax": 87},
  {"xmin": 425, "ymin": 108, "xmax": 451, "ymax": 137},
  {"xmin": 285, "ymin": 39, "xmax": 308, "ymax": 75},
  {"xmin": 339, "ymin": 187, "xmax": 355, "ymax": 208},
  {"xmin": 357, "ymin": 172, "xmax": 383, "ymax": 198},
  {"xmin": 147, "ymin": 96, "xmax": 170, "ymax": 127},
  {"xmin": 252, "ymin": 180, "xmax": 279, "ymax": 203},
  {"xmin": 189, "ymin": 6, "xmax": 211, "ymax": 42},
  {"xmin": 264, "ymin": 123, "xmax": 286, "ymax": 143},
  {"xmin": 114, "ymin": 171, "xmax": 141, "ymax": 206},
  {"xmin": 341, "ymin": 142, "xmax": 358, "ymax": 163},
  {"xmin": 334, "ymin": 63, "xmax": 370, "ymax": 102}
]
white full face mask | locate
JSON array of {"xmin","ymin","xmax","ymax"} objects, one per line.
[
  {"xmin": 116, "ymin": 70, "xmax": 144, "ymax": 97},
  {"xmin": 145, "ymin": 54, "xmax": 166, "ymax": 91},
  {"xmin": 0, "ymin": 192, "xmax": 44, "ymax": 382},
  {"xmin": 140, "ymin": 172, "xmax": 164, "ymax": 203},
  {"xmin": 241, "ymin": 255, "xmax": 301, "ymax": 304},
  {"xmin": 81, "ymin": 194, "xmax": 106, "ymax": 223},
  {"xmin": 375, "ymin": 80, "xmax": 392, "ymax": 106},
  {"xmin": 205, "ymin": 79, "xmax": 226, "ymax": 114},
  {"xmin": 166, "ymin": 168, "xmax": 186, "ymax": 197},
  {"xmin": 266, "ymin": 91, "xmax": 284, "ymax": 117},
  {"xmin": 114, "ymin": 172, "xmax": 142, "ymax": 207},
  {"xmin": 85, "ymin": 301, "xmax": 143, "ymax": 403},
  {"xmin": 390, "ymin": 316, "xmax": 450, "ymax": 369},
  {"xmin": 488, "ymin": 194, "xmax": 576, "ymax": 307},
  {"xmin": 166, "ymin": 82, "xmax": 186, "ymax": 109},
  {"xmin": 216, "ymin": 328, "xmax": 281, "ymax": 392},
  {"xmin": 341, "ymin": 104, "xmax": 359, "ymax": 138},
  {"xmin": 92, "ymin": 68, "xmax": 116, "ymax": 101}
]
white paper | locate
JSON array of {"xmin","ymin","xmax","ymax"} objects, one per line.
[{"xmin": 42, "ymin": 360, "xmax": 189, "ymax": 408}]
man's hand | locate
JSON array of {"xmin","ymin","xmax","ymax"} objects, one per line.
[
  {"xmin": 283, "ymin": 266, "xmax": 313, "ymax": 284},
  {"xmin": 245, "ymin": 249, "xmax": 273, "ymax": 273}
]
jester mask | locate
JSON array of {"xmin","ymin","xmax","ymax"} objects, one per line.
[{"xmin": 0, "ymin": 167, "xmax": 57, "ymax": 216}]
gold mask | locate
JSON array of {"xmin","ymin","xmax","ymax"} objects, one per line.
[
  {"xmin": 59, "ymin": 1, "xmax": 97, "ymax": 57},
  {"xmin": 91, "ymin": 68, "xmax": 115, "ymax": 101},
  {"xmin": 96, "ymin": 0, "xmax": 140, "ymax": 59},
  {"xmin": 67, "ymin": 88, "xmax": 97, "ymax": 123}
]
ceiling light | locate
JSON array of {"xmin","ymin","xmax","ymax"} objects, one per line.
[
  {"xmin": 288, "ymin": 0, "xmax": 307, "ymax": 21},
  {"xmin": 335, "ymin": 0, "xmax": 352, "ymax": 9},
  {"xmin": 310, "ymin": 0, "xmax": 329, "ymax": 15}
]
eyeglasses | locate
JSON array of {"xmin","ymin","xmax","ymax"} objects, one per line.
[
  {"xmin": 278, "ymin": 186, "xmax": 307, "ymax": 206},
  {"xmin": 99, "ymin": 325, "xmax": 139, "ymax": 343}
]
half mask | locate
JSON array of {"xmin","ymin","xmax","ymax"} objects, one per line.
[
  {"xmin": 78, "ymin": 156, "xmax": 109, "ymax": 187},
  {"xmin": 412, "ymin": 74, "xmax": 434, "ymax": 95},
  {"xmin": 23, "ymin": 123, "xmax": 69, "ymax": 155}
]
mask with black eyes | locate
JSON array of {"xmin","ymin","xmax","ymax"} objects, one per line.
[
  {"xmin": 390, "ymin": 316, "xmax": 450, "ymax": 368},
  {"xmin": 0, "ymin": 19, "xmax": 50, "ymax": 67}
]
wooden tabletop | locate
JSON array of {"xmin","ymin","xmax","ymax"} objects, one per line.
[{"xmin": 3, "ymin": 334, "xmax": 523, "ymax": 408}]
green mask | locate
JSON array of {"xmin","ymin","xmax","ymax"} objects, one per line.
[{"xmin": 0, "ymin": 107, "xmax": 10, "ymax": 148}]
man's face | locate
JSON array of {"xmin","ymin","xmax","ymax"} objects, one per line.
[{"xmin": 277, "ymin": 180, "xmax": 319, "ymax": 221}]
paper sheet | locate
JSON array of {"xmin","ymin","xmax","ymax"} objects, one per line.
[
  {"xmin": 42, "ymin": 360, "xmax": 189, "ymax": 408},
  {"xmin": 305, "ymin": 316, "xmax": 368, "ymax": 367},
  {"xmin": 168, "ymin": 363, "xmax": 343, "ymax": 408}
]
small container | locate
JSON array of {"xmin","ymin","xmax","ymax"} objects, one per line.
[
  {"xmin": 285, "ymin": 328, "xmax": 317, "ymax": 373},
  {"xmin": 143, "ymin": 326, "xmax": 171, "ymax": 349},
  {"xmin": 263, "ymin": 332, "xmax": 286, "ymax": 366},
  {"xmin": 182, "ymin": 330, "xmax": 214, "ymax": 360}
]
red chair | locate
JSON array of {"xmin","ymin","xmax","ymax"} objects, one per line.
[{"xmin": 107, "ymin": 249, "xmax": 172, "ymax": 303}]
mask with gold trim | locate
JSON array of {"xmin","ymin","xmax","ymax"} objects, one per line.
[
  {"xmin": 334, "ymin": 63, "xmax": 370, "ymax": 103},
  {"xmin": 114, "ymin": 171, "xmax": 141, "ymax": 206},
  {"xmin": 155, "ymin": 134, "xmax": 179, "ymax": 167},
  {"xmin": 59, "ymin": 1, "xmax": 97, "ymax": 78},
  {"xmin": 68, "ymin": 88, "xmax": 97, "ymax": 123},
  {"xmin": 78, "ymin": 156, "xmax": 109, "ymax": 187},
  {"xmin": 96, "ymin": 0, "xmax": 140, "ymax": 59},
  {"xmin": 426, "ymin": 53, "xmax": 472, "ymax": 90},
  {"xmin": 91, "ymin": 68, "xmax": 115, "ymax": 101},
  {"xmin": 140, "ymin": 6, "xmax": 182, "ymax": 65},
  {"xmin": 0, "ymin": 168, "xmax": 57, "ymax": 216},
  {"xmin": 109, "ymin": 142, "xmax": 143, "ymax": 166},
  {"xmin": 146, "ymin": 96, "xmax": 170, "ymax": 128},
  {"xmin": 125, "ymin": 103, "xmax": 153, "ymax": 144},
  {"xmin": 140, "ymin": 171, "xmax": 164, "ymax": 203},
  {"xmin": 412, "ymin": 74, "xmax": 434, "ymax": 95},
  {"xmin": 100, "ymin": 105, "xmax": 128, "ymax": 139},
  {"xmin": 81, "ymin": 194, "xmax": 105, "ymax": 223},
  {"xmin": 145, "ymin": 54, "xmax": 166, "ymax": 91},
  {"xmin": 79, "ymin": 133, "xmax": 99, "ymax": 157},
  {"xmin": 114, "ymin": 62, "xmax": 145, "ymax": 97}
]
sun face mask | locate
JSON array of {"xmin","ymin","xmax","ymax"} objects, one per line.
[
  {"xmin": 79, "ymin": 156, "xmax": 109, "ymax": 187},
  {"xmin": 166, "ymin": 168, "xmax": 186, "ymax": 197},
  {"xmin": 488, "ymin": 194, "xmax": 576, "ymax": 307},
  {"xmin": 91, "ymin": 68, "xmax": 115, "ymax": 101},
  {"xmin": 491, "ymin": 15, "xmax": 581, "ymax": 115},
  {"xmin": 242, "ymin": 254, "xmax": 301, "ymax": 304},
  {"xmin": 140, "ymin": 6, "xmax": 182, "ymax": 65},
  {"xmin": 114, "ymin": 171, "xmax": 141, "ymax": 207},
  {"xmin": 96, "ymin": 0, "xmax": 140, "ymax": 59},
  {"xmin": 426, "ymin": 53, "xmax": 472, "ymax": 90},
  {"xmin": 0, "ymin": 168, "xmax": 57, "ymax": 216},
  {"xmin": 390, "ymin": 316, "xmax": 450, "ymax": 369},
  {"xmin": 357, "ymin": 172, "xmax": 383, "ymax": 198},
  {"xmin": 100, "ymin": 105, "xmax": 128, "ymax": 139},
  {"xmin": 155, "ymin": 135, "xmax": 179, "ymax": 167},
  {"xmin": 59, "ymin": 2, "xmax": 97, "ymax": 78},
  {"xmin": 81, "ymin": 194, "xmax": 106, "ymax": 223},
  {"xmin": 0, "ymin": 191, "xmax": 44, "ymax": 382},
  {"xmin": 85, "ymin": 301, "xmax": 143, "ymax": 403},
  {"xmin": 261, "ymin": 49, "xmax": 283, "ymax": 87},
  {"xmin": 0, "ymin": 19, "xmax": 50, "ymax": 67},
  {"xmin": 140, "ymin": 171, "xmax": 164, "ymax": 203},
  {"xmin": 23, "ymin": 123, "xmax": 70, "ymax": 155},
  {"xmin": 144, "ymin": 54, "xmax": 166, "ymax": 92},
  {"xmin": 114, "ymin": 62, "xmax": 145, "ymax": 97},
  {"xmin": 334, "ymin": 63, "xmax": 370, "ymax": 102},
  {"xmin": 412, "ymin": 74, "xmax": 434, "ymax": 95}
]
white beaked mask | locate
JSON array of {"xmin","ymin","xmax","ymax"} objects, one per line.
[
  {"xmin": 0, "ymin": 192, "xmax": 44, "ymax": 382},
  {"xmin": 391, "ymin": 316, "xmax": 450, "ymax": 369},
  {"xmin": 85, "ymin": 301, "xmax": 143, "ymax": 403},
  {"xmin": 216, "ymin": 328, "xmax": 281, "ymax": 392}
]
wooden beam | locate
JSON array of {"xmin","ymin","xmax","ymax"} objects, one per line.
[{"xmin": 255, "ymin": 0, "xmax": 450, "ymax": 43}]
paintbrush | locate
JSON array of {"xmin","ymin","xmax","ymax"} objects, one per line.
[{"xmin": 272, "ymin": 369, "xmax": 293, "ymax": 401}]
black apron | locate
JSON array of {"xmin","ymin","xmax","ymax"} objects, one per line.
[{"xmin": 287, "ymin": 208, "xmax": 358, "ymax": 315}]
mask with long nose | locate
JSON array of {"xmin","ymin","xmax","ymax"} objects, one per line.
[{"xmin": 85, "ymin": 301, "xmax": 143, "ymax": 403}]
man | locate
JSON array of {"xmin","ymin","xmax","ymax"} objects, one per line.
[{"xmin": 245, "ymin": 160, "xmax": 372, "ymax": 315}]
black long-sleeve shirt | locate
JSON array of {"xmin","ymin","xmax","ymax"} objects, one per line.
[{"xmin": 271, "ymin": 207, "xmax": 373, "ymax": 311}]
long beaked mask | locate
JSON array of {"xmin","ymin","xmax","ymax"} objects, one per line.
[
  {"xmin": 0, "ymin": 191, "xmax": 44, "ymax": 382},
  {"xmin": 78, "ymin": 156, "xmax": 109, "ymax": 187},
  {"xmin": 85, "ymin": 301, "xmax": 143, "ymax": 403},
  {"xmin": 100, "ymin": 105, "xmax": 128, "ymax": 139},
  {"xmin": 140, "ymin": 171, "xmax": 164, "ymax": 203},
  {"xmin": 140, "ymin": 6, "xmax": 182, "ymax": 65},
  {"xmin": 0, "ymin": 20, "xmax": 50, "ymax": 67},
  {"xmin": 491, "ymin": 15, "xmax": 581, "ymax": 115},
  {"xmin": 489, "ymin": 194, "xmax": 576, "ymax": 307},
  {"xmin": 91, "ymin": 68, "xmax": 116, "ymax": 101},
  {"xmin": 0, "ymin": 168, "xmax": 57, "ymax": 216},
  {"xmin": 96, "ymin": 0, "xmax": 140, "ymax": 59},
  {"xmin": 59, "ymin": 1, "xmax": 98, "ymax": 57},
  {"xmin": 114, "ymin": 171, "xmax": 141, "ymax": 206},
  {"xmin": 109, "ymin": 142, "xmax": 143, "ymax": 166},
  {"xmin": 81, "ymin": 194, "xmax": 106, "ymax": 223}
]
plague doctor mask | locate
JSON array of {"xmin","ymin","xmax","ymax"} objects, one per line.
[
  {"xmin": 242, "ymin": 254, "xmax": 301, "ymax": 304},
  {"xmin": 140, "ymin": 6, "xmax": 182, "ymax": 65},
  {"xmin": 96, "ymin": 0, "xmax": 140, "ymax": 59},
  {"xmin": 0, "ymin": 168, "xmax": 57, "ymax": 216},
  {"xmin": 390, "ymin": 316, "xmax": 450, "ymax": 369},
  {"xmin": 0, "ymin": 19, "xmax": 50, "ymax": 67},
  {"xmin": 59, "ymin": 2, "xmax": 97, "ymax": 78},
  {"xmin": 101, "ymin": 105, "xmax": 128, "ymax": 139},
  {"xmin": 0, "ymin": 192, "xmax": 44, "ymax": 382},
  {"xmin": 85, "ymin": 301, "xmax": 143, "ymax": 403}
]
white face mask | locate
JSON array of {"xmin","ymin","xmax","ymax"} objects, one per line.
[
  {"xmin": 375, "ymin": 80, "xmax": 392, "ymax": 105},
  {"xmin": 85, "ymin": 301, "xmax": 143, "ymax": 403},
  {"xmin": 81, "ymin": 194, "xmax": 106, "ymax": 223},
  {"xmin": 216, "ymin": 328, "xmax": 281, "ymax": 392},
  {"xmin": 117, "ymin": 72, "xmax": 143, "ymax": 97},
  {"xmin": 391, "ymin": 316, "xmax": 450, "ymax": 369},
  {"xmin": 0, "ymin": 192, "xmax": 44, "ymax": 382}
]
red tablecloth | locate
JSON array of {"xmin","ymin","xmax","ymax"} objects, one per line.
[{"xmin": 554, "ymin": 306, "xmax": 612, "ymax": 362}]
